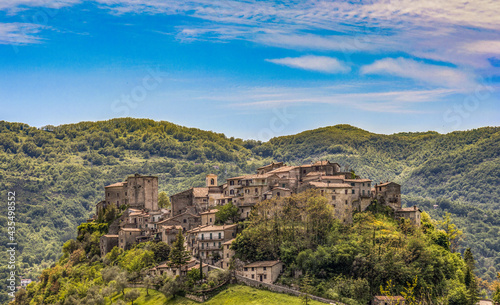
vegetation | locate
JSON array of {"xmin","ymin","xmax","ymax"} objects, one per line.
[
  {"xmin": 233, "ymin": 192, "xmax": 482, "ymax": 305},
  {"xmin": 0, "ymin": 118, "xmax": 498, "ymax": 303}
]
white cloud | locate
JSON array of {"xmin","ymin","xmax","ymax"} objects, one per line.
[
  {"xmin": 0, "ymin": 0, "xmax": 79, "ymax": 12},
  {"xmin": 0, "ymin": 22, "xmax": 44, "ymax": 44},
  {"xmin": 462, "ymin": 40, "xmax": 500, "ymax": 55},
  {"xmin": 361, "ymin": 57, "xmax": 475, "ymax": 89},
  {"xmin": 266, "ymin": 55, "xmax": 350, "ymax": 74}
]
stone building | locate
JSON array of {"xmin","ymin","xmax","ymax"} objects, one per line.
[
  {"xmin": 222, "ymin": 238, "xmax": 235, "ymax": 269},
  {"xmin": 100, "ymin": 234, "xmax": 119, "ymax": 256},
  {"xmin": 373, "ymin": 182, "xmax": 401, "ymax": 210},
  {"xmin": 395, "ymin": 206, "xmax": 421, "ymax": 226},
  {"xmin": 186, "ymin": 224, "xmax": 238, "ymax": 264},
  {"xmin": 149, "ymin": 259, "xmax": 208, "ymax": 278},
  {"xmin": 240, "ymin": 261, "xmax": 284, "ymax": 284},
  {"xmin": 97, "ymin": 174, "xmax": 159, "ymax": 213},
  {"xmin": 118, "ymin": 228, "xmax": 143, "ymax": 250},
  {"xmin": 200, "ymin": 209, "xmax": 218, "ymax": 226},
  {"xmin": 159, "ymin": 225, "xmax": 183, "ymax": 246}
]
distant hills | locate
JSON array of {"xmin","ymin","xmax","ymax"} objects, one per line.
[{"xmin": 0, "ymin": 118, "xmax": 498, "ymax": 302}]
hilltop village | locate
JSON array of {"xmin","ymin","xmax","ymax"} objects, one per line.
[{"xmin": 96, "ymin": 160, "xmax": 421, "ymax": 284}]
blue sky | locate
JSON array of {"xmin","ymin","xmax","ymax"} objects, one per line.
[{"xmin": 0, "ymin": 0, "xmax": 499, "ymax": 140}]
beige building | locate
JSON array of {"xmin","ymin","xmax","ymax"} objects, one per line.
[
  {"xmin": 187, "ymin": 224, "xmax": 238, "ymax": 264},
  {"xmin": 395, "ymin": 206, "xmax": 421, "ymax": 226},
  {"xmin": 240, "ymin": 261, "xmax": 284, "ymax": 284},
  {"xmin": 159, "ymin": 225, "xmax": 184, "ymax": 246},
  {"xmin": 97, "ymin": 174, "xmax": 159, "ymax": 213},
  {"xmin": 100, "ymin": 234, "xmax": 119, "ymax": 256},
  {"xmin": 373, "ymin": 182, "xmax": 401, "ymax": 210},
  {"xmin": 149, "ymin": 259, "xmax": 208, "ymax": 278},
  {"xmin": 118, "ymin": 228, "xmax": 142, "ymax": 250},
  {"xmin": 222, "ymin": 238, "xmax": 235, "ymax": 269},
  {"xmin": 200, "ymin": 209, "xmax": 218, "ymax": 226}
]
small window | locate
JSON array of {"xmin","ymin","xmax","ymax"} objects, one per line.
[
  {"xmin": 183, "ymin": 219, "xmax": 187, "ymax": 223},
  {"xmin": 244, "ymin": 267, "xmax": 248, "ymax": 271},
  {"xmin": 345, "ymin": 190, "xmax": 348, "ymax": 194},
  {"xmin": 263, "ymin": 267, "xmax": 267, "ymax": 271},
  {"xmin": 251, "ymin": 267, "xmax": 254, "ymax": 271},
  {"xmin": 352, "ymin": 190, "xmax": 355, "ymax": 194},
  {"xmin": 251, "ymin": 274, "xmax": 254, "ymax": 279},
  {"xmin": 351, "ymin": 183, "xmax": 355, "ymax": 186},
  {"xmin": 332, "ymin": 195, "xmax": 336, "ymax": 200},
  {"xmin": 345, "ymin": 200, "xmax": 348, "ymax": 204},
  {"xmin": 264, "ymin": 274, "xmax": 267, "ymax": 279},
  {"xmin": 211, "ymin": 178, "xmax": 215, "ymax": 185}
]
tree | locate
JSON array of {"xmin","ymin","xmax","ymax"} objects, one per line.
[
  {"xmin": 124, "ymin": 289, "xmax": 141, "ymax": 305},
  {"xmin": 300, "ymin": 272, "xmax": 314, "ymax": 305},
  {"xmin": 143, "ymin": 275, "xmax": 153, "ymax": 296},
  {"xmin": 158, "ymin": 191, "xmax": 170, "ymax": 209},
  {"xmin": 169, "ymin": 231, "xmax": 191, "ymax": 275},
  {"xmin": 492, "ymin": 273, "xmax": 500, "ymax": 305},
  {"xmin": 438, "ymin": 212, "xmax": 463, "ymax": 253},
  {"xmin": 463, "ymin": 248, "xmax": 479, "ymax": 305},
  {"xmin": 151, "ymin": 241, "xmax": 170, "ymax": 263},
  {"xmin": 400, "ymin": 276, "xmax": 418, "ymax": 305},
  {"xmin": 215, "ymin": 203, "xmax": 239, "ymax": 224}
]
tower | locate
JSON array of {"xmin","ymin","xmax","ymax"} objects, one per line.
[{"xmin": 206, "ymin": 174, "xmax": 218, "ymax": 187}]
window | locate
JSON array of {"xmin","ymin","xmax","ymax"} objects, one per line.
[
  {"xmin": 227, "ymin": 253, "xmax": 229, "ymax": 258},
  {"xmin": 210, "ymin": 178, "xmax": 215, "ymax": 185},
  {"xmin": 209, "ymin": 218, "xmax": 212, "ymax": 222},
  {"xmin": 107, "ymin": 193, "xmax": 110, "ymax": 196},
  {"xmin": 352, "ymin": 190, "xmax": 355, "ymax": 194},
  {"xmin": 230, "ymin": 190, "xmax": 234, "ymax": 195},
  {"xmin": 264, "ymin": 274, "xmax": 267, "ymax": 279},
  {"xmin": 345, "ymin": 200, "xmax": 348, "ymax": 204},
  {"xmin": 210, "ymin": 233, "xmax": 213, "ymax": 240},
  {"xmin": 251, "ymin": 274, "xmax": 254, "ymax": 279},
  {"xmin": 345, "ymin": 190, "xmax": 348, "ymax": 194},
  {"xmin": 332, "ymin": 196, "xmax": 336, "ymax": 200},
  {"xmin": 201, "ymin": 234, "xmax": 204, "ymax": 240},
  {"xmin": 230, "ymin": 180, "xmax": 234, "ymax": 185},
  {"xmin": 351, "ymin": 183, "xmax": 355, "ymax": 186},
  {"xmin": 362, "ymin": 190, "xmax": 365, "ymax": 195},
  {"xmin": 218, "ymin": 232, "xmax": 221, "ymax": 239},
  {"xmin": 282, "ymin": 184, "xmax": 286, "ymax": 188},
  {"xmin": 277, "ymin": 192, "xmax": 280, "ymax": 197},
  {"xmin": 117, "ymin": 193, "xmax": 119, "ymax": 197},
  {"xmin": 251, "ymin": 267, "xmax": 254, "ymax": 271},
  {"xmin": 263, "ymin": 267, "xmax": 267, "ymax": 271},
  {"xmin": 303, "ymin": 170, "xmax": 306, "ymax": 174},
  {"xmin": 125, "ymin": 192, "xmax": 127, "ymax": 196},
  {"xmin": 183, "ymin": 219, "xmax": 187, "ymax": 223},
  {"xmin": 244, "ymin": 268, "xmax": 248, "ymax": 271}
]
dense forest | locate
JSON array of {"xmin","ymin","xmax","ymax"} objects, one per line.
[{"xmin": 0, "ymin": 118, "xmax": 498, "ymax": 303}]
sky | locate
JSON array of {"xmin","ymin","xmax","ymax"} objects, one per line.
[{"xmin": 0, "ymin": 0, "xmax": 499, "ymax": 140}]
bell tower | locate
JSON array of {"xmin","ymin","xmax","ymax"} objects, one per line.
[{"xmin": 206, "ymin": 174, "xmax": 217, "ymax": 187}]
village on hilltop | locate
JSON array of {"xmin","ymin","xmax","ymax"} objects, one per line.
[{"xmin": 95, "ymin": 160, "xmax": 421, "ymax": 285}]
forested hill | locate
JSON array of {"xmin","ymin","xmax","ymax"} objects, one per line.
[{"xmin": 0, "ymin": 118, "xmax": 498, "ymax": 302}]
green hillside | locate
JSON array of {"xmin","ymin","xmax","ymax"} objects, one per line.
[{"xmin": 0, "ymin": 118, "xmax": 499, "ymax": 303}]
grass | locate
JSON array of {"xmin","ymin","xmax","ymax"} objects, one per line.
[
  {"xmin": 110, "ymin": 288, "xmax": 167, "ymax": 304},
  {"xmin": 109, "ymin": 285, "xmax": 326, "ymax": 305},
  {"xmin": 166, "ymin": 284, "xmax": 326, "ymax": 305}
]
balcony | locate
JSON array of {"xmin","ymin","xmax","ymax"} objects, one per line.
[{"xmin": 198, "ymin": 236, "xmax": 224, "ymax": 241}]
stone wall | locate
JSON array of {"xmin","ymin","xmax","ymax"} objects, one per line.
[{"xmin": 235, "ymin": 274, "xmax": 344, "ymax": 305}]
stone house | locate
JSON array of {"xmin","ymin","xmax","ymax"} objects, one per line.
[
  {"xmin": 222, "ymin": 238, "xmax": 235, "ymax": 269},
  {"xmin": 373, "ymin": 182, "xmax": 402, "ymax": 210},
  {"xmin": 187, "ymin": 224, "xmax": 238, "ymax": 264},
  {"xmin": 240, "ymin": 261, "xmax": 284, "ymax": 284},
  {"xmin": 99, "ymin": 174, "xmax": 159, "ymax": 212},
  {"xmin": 118, "ymin": 228, "xmax": 142, "ymax": 250},
  {"xmin": 100, "ymin": 234, "xmax": 119, "ymax": 256},
  {"xmin": 395, "ymin": 206, "xmax": 421, "ymax": 226},
  {"xmin": 159, "ymin": 225, "xmax": 184, "ymax": 246},
  {"xmin": 149, "ymin": 259, "xmax": 209, "ymax": 278},
  {"xmin": 156, "ymin": 211, "xmax": 200, "ymax": 232},
  {"xmin": 200, "ymin": 209, "xmax": 218, "ymax": 226}
]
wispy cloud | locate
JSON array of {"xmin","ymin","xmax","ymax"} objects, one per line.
[
  {"xmin": 0, "ymin": 0, "xmax": 79, "ymax": 13},
  {"xmin": 462, "ymin": 40, "xmax": 500, "ymax": 55},
  {"xmin": 199, "ymin": 84, "xmax": 456, "ymax": 114},
  {"xmin": 0, "ymin": 22, "xmax": 44, "ymax": 44},
  {"xmin": 266, "ymin": 55, "xmax": 350, "ymax": 74},
  {"xmin": 361, "ymin": 57, "xmax": 476, "ymax": 90}
]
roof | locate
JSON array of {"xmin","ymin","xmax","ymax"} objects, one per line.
[
  {"xmin": 397, "ymin": 206, "xmax": 420, "ymax": 212},
  {"xmin": 273, "ymin": 187, "xmax": 291, "ymax": 191},
  {"xmin": 102, "ymin": 234, "xmax": 119, "ymax": 238},
  {"xmin": 189, "ymin": 224, "xmax": 237, "ymax": 233},
  {"xmin": 307, "ymin": 181, "xmax": 352, "ymax": 188},
  {"xmin": 267, "ymin": 166, "xmax": 299, "ymax": 174},
  {"xmin": 244, "ymin": 260, "xmax": 282, "ymax": 268},
  {"xmin": 162, "ymin": 225, "xmax": 183, "ymax": 231},
  {"xmin": 105, "ymin": 181, "xmax": 126, "ymax": 188},
  {"xmin": 187, "ymin": 263, "xmax": 209, "ymax": 270},
  {"xmin": 344, "ymin": 178, "xmax": 372, "ymax": 183},
  {"xmin": 257, "ymin": 162, "xmax": 284, "ymax": 170},
  {"xmin": 223, "ymin": 238, "xmax": 236, "ymax": 245},
  {"xmin": 200, "ymin": 209, "xmax": 219, "ymax": 215},
  {"xmin": 230, "ymin": 173, "xmax": 275, "ymax": 180},
  {"xmin": 120, "ymin": 228, "xmax": 142, "ymax": 232},
  {"xmin": 192, "ymin": 187, "xmax": 209, "ymax": 197},
  {"xmin": 377, "ymin": 181, "xmax": 400, "ymax": 187}
]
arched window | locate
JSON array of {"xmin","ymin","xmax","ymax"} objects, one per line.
[
  {"xmin": 277, "ymin": 192, "xmax": 281, "ymax": 197},
  {"xmin": 210, "ymin": 178, "xmax": 215, "ymax": 185}
]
